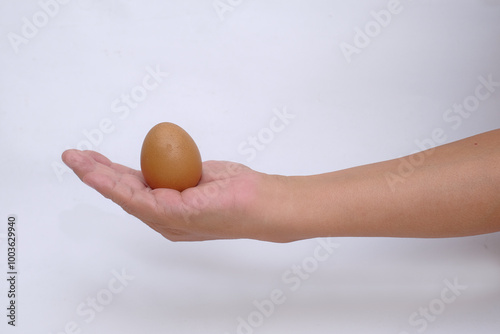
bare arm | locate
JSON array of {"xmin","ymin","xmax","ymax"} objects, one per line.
[
  {"xmin": 63, "ymin": 129, "xmax": 500, "ymax": 243},
  {"xmin": 261, "ymin": 128, "xmax": 500, "ymax": 241}
]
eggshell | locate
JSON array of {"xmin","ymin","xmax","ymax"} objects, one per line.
[{"xmin": 140, "ymin": 122, "xmax": 202, "ymax": 191}]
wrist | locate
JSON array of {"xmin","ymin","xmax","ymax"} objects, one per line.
[{"xmin": 249, "ymin": 173, "xmax": 329, "ymax": 242}]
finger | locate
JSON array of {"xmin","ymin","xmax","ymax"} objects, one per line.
[
  {"xmin": 63, "ymin": 149, "xmax": 147, "ymax": 186},
  {"xmin": 62, "ymin": 149, "xmax": 98, "ymax": 180},
  {"xmin": 84, "ymin": 150, "xmax": 144, "ymax": 179},
  {"xmin": 63, "ymin": 149, "xmax": 153, "ymax": 214},
  {"xmin": 63, "ymin": 149, "xmax": 194, "ymax": 238},
  {"xmin": 84, "ymin": 170, "xmax": 157, "ymax": 219}
]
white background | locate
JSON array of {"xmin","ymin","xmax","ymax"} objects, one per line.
[{"xmin": 1, "ymin": 0, "xmax": 500, "ymax": 333}]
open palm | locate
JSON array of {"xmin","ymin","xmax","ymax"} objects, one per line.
[{"xmin": 62, "ymin": 149, "xmax": 264, "ymax": 241}]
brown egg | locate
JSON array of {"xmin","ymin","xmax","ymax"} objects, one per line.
[{"xmin": 140, "ymin": 122, "xmax": 202, "ymax": 191}]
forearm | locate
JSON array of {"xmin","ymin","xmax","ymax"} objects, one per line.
[{"xmin": 267, "ymin": 129, "xmax": 500, "ymax": 241}]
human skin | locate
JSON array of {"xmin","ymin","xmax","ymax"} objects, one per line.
[{"xmin": 62, "ymin": 128, "xmax": 500, "ymax": 243}]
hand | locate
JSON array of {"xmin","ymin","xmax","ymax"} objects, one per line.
[{"xmin": 61, "ymin": 149, "xmax": 288, "ymax": 242}]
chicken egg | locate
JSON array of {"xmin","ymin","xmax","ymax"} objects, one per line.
[{"xmin": 141, "ymin": 122, "xmax": 202, "ymax": 191}]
